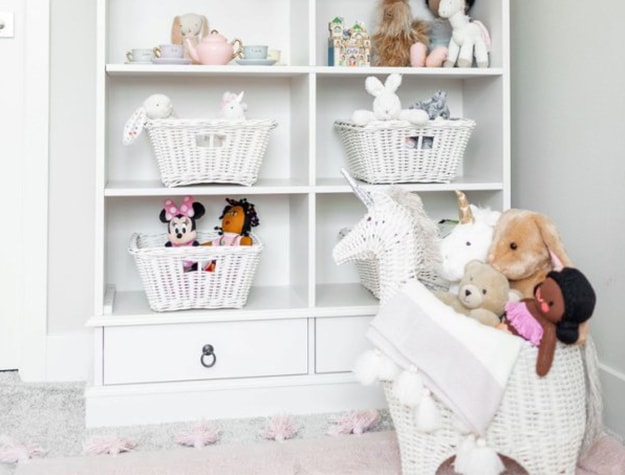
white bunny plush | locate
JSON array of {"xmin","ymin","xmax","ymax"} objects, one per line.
[
  {"xmin": 351, "ymin": 74, "xmax": 429, "ymax": 126},
  {"xmin": 123, "ymin": 94, "xmax": 175, "ymax": 145},
  {"xmin": 219, "ymin": 91, "xmax": 247, "ymax": 120}
]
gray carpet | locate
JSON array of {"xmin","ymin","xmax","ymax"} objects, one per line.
[{"xmin": 0, "ymin": 370, "xmax": 393, "ymax": 474}]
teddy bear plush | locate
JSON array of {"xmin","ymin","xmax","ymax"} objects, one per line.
[
  {"xmin": 498, "ymin": 267, "xmax": 596, "ymax": 377},
  {"xmin": 435, "ymin": 259, "xmax": 513, "ymax": 327}
]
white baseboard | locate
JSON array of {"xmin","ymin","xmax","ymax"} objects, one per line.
[
  {"xmin": 85, "ymin": 376, "xmax": 387, "ymax": 428},
  {"xmin": 599, "ymin": 363, "xmax": 625, "ymax": 439},
  {"xmin": 45, "ymin": 330, "xmax": 91, "ymax": 381}
]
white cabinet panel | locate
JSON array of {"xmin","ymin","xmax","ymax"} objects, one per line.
[
  {"xmin": 103, "ymin": 319, "xmax": 308, "ymax": 384},
  {"xmin": 315, "ymin": 316, "xmax": 373, "ymax": 373}
]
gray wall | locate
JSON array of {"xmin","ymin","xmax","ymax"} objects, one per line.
[
  {"xmin": 510, "ymin": 1, "xmax": 625, "ymax": 436},
  {"xmin": 46, "ymin": 0, "xmax": 625, "ymax": 435}
]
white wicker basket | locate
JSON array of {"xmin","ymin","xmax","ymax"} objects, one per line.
[
  {"xmin": 129, "ymin": 232, "xmax": 263, "ymax": 311},
  {"xmin": 144, "ymin": 118, "xmax": 278, "ymax": 187},
  {"xmin": 334, "ymin": 119, "xmax": 475, "ymax": 184},
  {"xmin": 385, "ymin": 342, "xmax": 587, "ymax": 475}
]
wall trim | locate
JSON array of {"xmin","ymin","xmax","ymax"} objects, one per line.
[
  {"xmin": 599, "ymin": 362, "xmax": 625, "ymax": 438},
  {"xmin": 20, "ymin": 0, "xmax": 50, "ymax": 382}
]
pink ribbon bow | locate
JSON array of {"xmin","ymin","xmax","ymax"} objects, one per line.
[{"xmin": 163, "ymin": 196, "xmax": 195, "ymax": 221}]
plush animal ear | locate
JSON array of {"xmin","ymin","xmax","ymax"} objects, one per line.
[
  {"xmin": 171, "ymin": 16, "xmax": 182, "ymax": 44},
  {"xmin": 534, "ymin": 214, "xmax": 573, "ymax": 267},
  {"xmin": 159, "ymin": 209, "xmax": 170, "ymax": 223},
  {"xmin": 365, "ymin": 76, "xmax": 385, "ymax": 97},
  {"xmin": 200, "ymin": 16, "xmax": 209, "ymax": 37},
  {"xmin": 192, "ymin": 202, "xmax": 206, "ymax": 220},
  {"xmin": 384, "ymin": 73, "xmax": 402, "ymax": 93},
  {"xmin": 122, "ymin": 106, "xmax": 147, "ymax": 145}
]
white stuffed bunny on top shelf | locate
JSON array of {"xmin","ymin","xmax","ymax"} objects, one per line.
[
  {"xmin": 351, "ymin": 74, "xmax": 429, "ymax": 126},
  {"xmin": 122, "ymin": 94, "xmax": 175, "ymax": 145}
]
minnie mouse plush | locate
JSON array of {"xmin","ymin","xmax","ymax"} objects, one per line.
[{"xmin": 160, "ymin": 196, "xmax": 206, "ymax": 271}]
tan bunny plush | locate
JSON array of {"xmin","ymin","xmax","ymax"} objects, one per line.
[
  {"xmin": 171, "ymin": 13, "xmax": 209, "ymax": 63},
  {"xmin": 487, "ymin": 209, "xmax": 572, "ymax": 300},
  {"xmin": 487, "ymin": 209, "xmax": 589, "ymax": 344}
]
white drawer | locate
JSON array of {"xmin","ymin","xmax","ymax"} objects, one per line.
[
  {"xmin": 315, "ymin": 316, "xmax": 373, "ymax": 374},
  {"xmin": 103, "ymin": 319, "xmax": 308, "ymax": 385}
]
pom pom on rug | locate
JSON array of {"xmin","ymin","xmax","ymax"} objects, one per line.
[
  {"xmin": 260, "ymin": 414, "xmax": 299, "ymax": 442},
  {"xmin": 83, "ymin": 435, "xmax": 137, "ymax": 456},
  {"xmin": 327, "ymin": 410, "xmax": 380, "ymax": 436},
  {"xmin": 353, "ymin": 349, "xmax": 399, "ymax": 385},
  {"xmin": 175, "ymin": 422, "xmax": 221, "ymax": 448},
  {"xmin": 0, "ymin": 436, "xmax": 46, "ymax": 464}
]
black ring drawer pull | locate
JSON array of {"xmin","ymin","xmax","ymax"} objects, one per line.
[{"xmin": 200, "ymin": 344, "xmax": 217, "ymax": 368}]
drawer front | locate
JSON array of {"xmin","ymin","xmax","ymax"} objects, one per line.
[
  {"xmin": 315, "ymin": 316, "xmax": 373, "ymax": 374},
  {"xmin": 103, "ymin": 319, "xmax": 308, "ymax": 385}
]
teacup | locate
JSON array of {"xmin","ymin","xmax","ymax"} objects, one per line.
[
  {"xmin": 153, "ymin": 44, "xmax": 185, "ymax": 59},
  {"xmin": 267, "ymin": 49, "xmax": 281, "ymax": 63},
  {"xmin": 126, "ymin": 48, "xmax": 154, "ymax": 63},
  {"xmin": 242, "ymin": 45, "xmax": 268, "ymax": 60}
]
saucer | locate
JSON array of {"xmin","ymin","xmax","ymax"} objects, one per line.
[
  {"xmin": 235, "ymin": 58, "xmax": 277, "ymax": 66},
  {"xmin": 151, "ymin": 57, "xmax": 192, "ymax": 65}
]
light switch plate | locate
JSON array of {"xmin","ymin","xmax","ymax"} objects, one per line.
[{"xmin": 0, "ymin": 11, "xmax": 15, "ymax": 38}]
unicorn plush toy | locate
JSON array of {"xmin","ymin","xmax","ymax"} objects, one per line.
[{"xmin": 438, "ymin": 0, "xmax": 490, "ymax": 68}]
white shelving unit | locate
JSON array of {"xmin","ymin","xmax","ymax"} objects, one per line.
[{"xmin": 86, "ymin": 0, "xmax": 510, "ymax": 427}]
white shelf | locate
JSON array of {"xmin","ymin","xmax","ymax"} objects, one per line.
[
  {"xmin": 105, "ymin": 178, "xmax": 311, "ymax": 196},
  {"xmin": 91, "ymin": 0, "xmax": 511, "ymax": 426}
]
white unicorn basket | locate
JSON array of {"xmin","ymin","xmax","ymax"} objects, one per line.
[{"xmin": 333, "ymin": 169, "xmax": 446, "ymax": 304}]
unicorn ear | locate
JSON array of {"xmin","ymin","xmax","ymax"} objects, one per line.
[
  {"xmin": 122, "ymin": 106, "xmax": 147, "ymax": 145},
  {"xmin": 341, "ymin": 168, "xmax": 373, "ymax": 208}
]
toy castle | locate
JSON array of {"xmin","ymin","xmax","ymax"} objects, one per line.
[{"xmin": 328, "ymin": 17, "xmax": 371, "ymax": 67}]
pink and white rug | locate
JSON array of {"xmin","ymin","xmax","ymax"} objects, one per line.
[{"xmin": 13, "ymin": 431, "xmax": 625, "ymax": 475}]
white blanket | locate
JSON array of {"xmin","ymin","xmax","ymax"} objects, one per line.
[{"xmin": 367, "ymin": 279, "xmax": 522, "ymax": 435}]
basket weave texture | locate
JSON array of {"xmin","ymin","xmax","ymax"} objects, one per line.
[
  {"xmin": 334, "ymin": 119, "xmax": 475, "ymax": 184},
  {"xmin": 145, "ymin": 118, "xmax": 277, "ymax": 187},
  {"xmin": 129, "ymin": 232, "xmax": 263, "ymax": 311},
  {"xmin": 385, "ymin": 342, "xmax": 586, "ymax": 475}
]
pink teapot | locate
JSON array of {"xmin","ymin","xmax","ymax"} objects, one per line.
[{"xmin": 185, "ymin": 29, "xmax": 243, "ymax": 65}]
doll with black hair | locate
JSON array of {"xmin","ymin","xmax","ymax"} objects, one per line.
[
  {"xmin": 498, "ymin": 267, "xmax": 596, "ymax": 377},
  {"xmin": 203, "ymin": 198, "xmax": 259, "ymax": 247}
]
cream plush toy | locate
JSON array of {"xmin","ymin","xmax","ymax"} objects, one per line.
[
  {"xmin": 351, "ymin": 74, "xmax": 429, "ymax": 126},
  {"xmin": 122, "ymin": 94, "xmax": 175, "ymax": 145},
  {"xmin": 435, "ymin": 259, "xmax": 513, "ymax": 327},
  {"xmin": 171, "ymin": 13, "xmax": 209, "ymax": 63}
]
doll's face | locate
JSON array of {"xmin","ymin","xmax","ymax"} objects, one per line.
[
  {"xmin": 222, "ymin": 205, "xmax": 245, "ymax": 234},
  {"xmin": 168, "ymin": 216, "xmax": 196, "ymax": 245},
  {"xmin": 534, "ymin": 277, "xmax": 565, "ymax": 323}
]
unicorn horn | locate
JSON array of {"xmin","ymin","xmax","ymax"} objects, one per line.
[
  {"xmin": 341, "ymin": 168, "xmax": 373, "ymax": 208},
  {"xmin": 455, "ymin": 190, "xmax": 475, "ymax": 224}
]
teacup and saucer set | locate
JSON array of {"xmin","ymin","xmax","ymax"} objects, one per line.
[
  {"xmin": 152, "ymin": 44, "xmax": 191, "ymax": 65},
  {"xmin": 235, "ymin": 45, "xmax": 278, "ymax": 66},
  {"xmin": 125, "ymin": 48, "xmax": 154, "ymax": 64}
]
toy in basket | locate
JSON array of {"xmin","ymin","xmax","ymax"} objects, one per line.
[
  {"xmin": 335, "ymin": 75, "xmax": 475, "ymax": 184},
  {"xmin": 129, "ymin": 196, "xmax": 263, "ymax": 311},
  {"xmin": 123, "ymin": 93, "xmax": 277, "ymax": 187},
  {"xmin": 354, "ymin": 271, "xmax": 602, "ymax": 474},
  {"xmin": 332, "ymin": 170, "xmax": 444, "ymax": 304}
]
